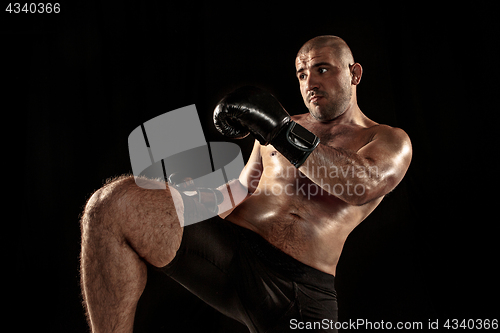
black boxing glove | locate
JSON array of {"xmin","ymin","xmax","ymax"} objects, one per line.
[
  {"xmin": 196, "ymin": 187, "xmax": 224, "ymax": 214},
  {"xmin": 168, "ymin": 175, "xmax": 224, "ymax": 215},
  {"xmin": 213, "ymin": 86, "xmax": 320, "ymax": 168}
]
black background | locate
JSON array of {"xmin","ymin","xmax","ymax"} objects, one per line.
[{"xmin": 9, "ymin": 1, "xmax": 498, "ymax": 331}]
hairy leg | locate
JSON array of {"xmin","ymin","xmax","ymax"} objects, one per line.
[{"xmin": 80, "ymin": 175, "xmax": 184, "ymax": 333}]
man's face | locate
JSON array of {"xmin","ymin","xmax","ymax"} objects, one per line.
[{"xmin": 295, "ymin": 47, "xmax": 353, "ymax": 121}]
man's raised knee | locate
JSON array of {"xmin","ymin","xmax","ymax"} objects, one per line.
[
  {"xmin": 81, "ymin": 175, "xmax": 183, "ymax": 267},
  {"xmin": 81, "ymin": 175, "xmax": 136, "ymax": 229}
]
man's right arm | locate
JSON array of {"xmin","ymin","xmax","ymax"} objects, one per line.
[{"xmin": 217, "ymin": 140, "xmax": 263, "ymax": 218}]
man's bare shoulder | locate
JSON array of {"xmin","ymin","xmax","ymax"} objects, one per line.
[{"xmin": 368, "ymin": 124, "xmax": 411, "ymax": 149}]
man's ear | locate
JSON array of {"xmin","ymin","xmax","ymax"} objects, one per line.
[{"xmin": 350, "ymin": 63, "xmax": 362, "ymax": 85}]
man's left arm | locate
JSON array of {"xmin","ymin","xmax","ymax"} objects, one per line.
[{"xmin": 298, "ymin": 126, "xmax": 412, "ymax": 205}]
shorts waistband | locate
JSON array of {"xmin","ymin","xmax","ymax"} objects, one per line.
[{"xmin": 234, "ymin": 223, "xmax": 336, "ymax": 291}]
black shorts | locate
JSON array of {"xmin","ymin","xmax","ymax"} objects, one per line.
[{"xmin": 157, "ymin": 216, "xmax": 338, "ymax": 333}]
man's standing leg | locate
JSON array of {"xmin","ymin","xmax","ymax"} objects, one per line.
[{"xmin": 79, "ymin": 176, "xmax": 184, "ymax": 333}]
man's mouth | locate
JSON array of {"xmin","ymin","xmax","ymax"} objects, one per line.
[{"xmin": 309, "ymin": 95, "xmax": 323, "ymax": 104}]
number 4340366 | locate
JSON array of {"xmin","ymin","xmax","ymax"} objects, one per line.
[{"xmin": 6, "ymin": 3, "xmax": 60, "ymax": 13}]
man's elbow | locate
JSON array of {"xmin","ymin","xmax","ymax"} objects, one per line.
[
  {"xmin": 345, "ymin": 178, "xmax": 394, "ymax": 206},
  {"xmin": 344, "ymin": 187, "xmax": 379, "ymax": 206},
  {"xmin": 348, "ymin": 191, "xmax": 382, "ymax": 206}
]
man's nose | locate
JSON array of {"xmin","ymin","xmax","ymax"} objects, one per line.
[{"xmin": 305, "ymin": 73, "xmax": 320, "ymax": 92}]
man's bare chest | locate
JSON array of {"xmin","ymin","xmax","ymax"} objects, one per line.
[{"xmin": 306, "ymin": 123, "xmax": 377, "ymax": 152}]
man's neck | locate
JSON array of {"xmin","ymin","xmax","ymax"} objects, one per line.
[{"xmin": 311, "ymin": 102, "xmax": 365, "ymax": 127}]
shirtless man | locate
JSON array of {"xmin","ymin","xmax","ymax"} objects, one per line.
[{"xmin": 80, "ymin": 36, "xmax": 412, "ymax": 332}]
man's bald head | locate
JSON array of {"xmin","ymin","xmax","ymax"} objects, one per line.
[
  {"xmin": 295, "ymin": 35, "xmax": 362, "ymax": 121},
  {"xmin": 297, "ymin": 35, "xmax": 354, "ymax": 68}
]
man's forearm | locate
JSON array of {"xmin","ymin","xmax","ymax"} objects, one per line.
[{"xmin": 298, "ymin": 144, "xmax": 382, "ymax": 205}]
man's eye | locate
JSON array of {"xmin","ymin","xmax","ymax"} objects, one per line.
[
  {"xmin": 299, "ymin": 74, "xmax": 307, "ymax": 80},
  {"xmin": 318, "ymin": 68, "xmax": 327, "ymax": 74}
]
